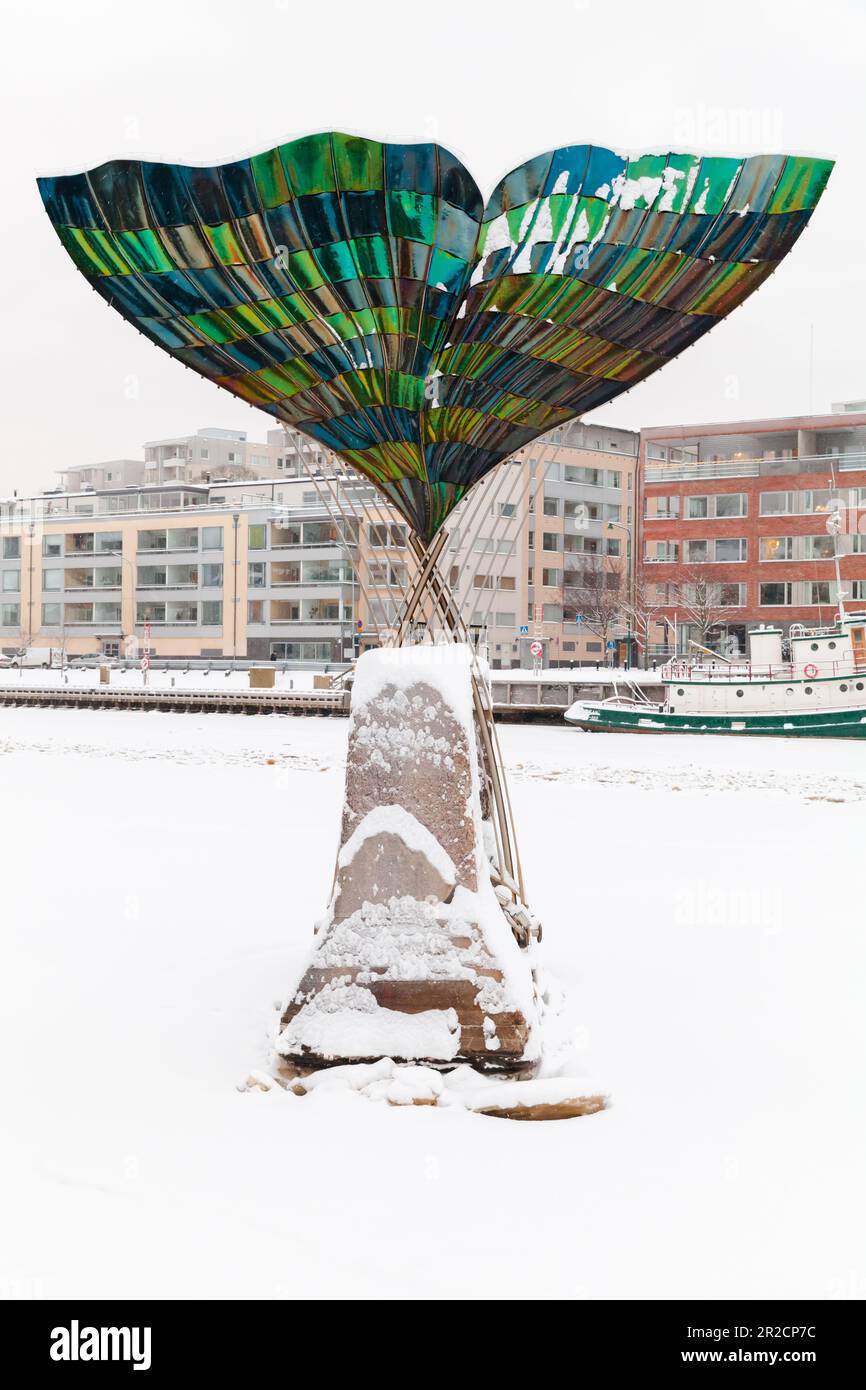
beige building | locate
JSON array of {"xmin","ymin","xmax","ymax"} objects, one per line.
[{"xmin": 2, "ymin": 422, "xmax": 638, "ymax": 667}]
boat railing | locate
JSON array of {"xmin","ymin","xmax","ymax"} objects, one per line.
[{"xmin": 661, "ymin": 658, "xmax": 859, "ymax": 682}]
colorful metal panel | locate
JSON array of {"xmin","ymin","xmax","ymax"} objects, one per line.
[{"xmin": 38, "ymin": 134, "xmax": 833, "ymax": 540}]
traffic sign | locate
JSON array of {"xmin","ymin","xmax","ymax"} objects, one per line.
[
  {"xmin": 606, "ymin": 640, "xmax": 615, "ymax": 649},
  {"xmin": 519, "ymin": 624, "xmax": 529, "ymax": 636},
  {"xmin": 530, "ymin": 639, "xmax": 543, "ymax": 658}
]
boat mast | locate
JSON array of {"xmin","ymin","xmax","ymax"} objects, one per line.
[{"xmin": 827, "ymin": 456, "xmax": 847, "ymax": 622}]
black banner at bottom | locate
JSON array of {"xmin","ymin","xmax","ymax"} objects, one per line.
[{"xmin": 0, "ymin": 1298, "xmax": 861, "ymax": 1374}]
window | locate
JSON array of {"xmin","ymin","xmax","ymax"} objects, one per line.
[
  {"xmin": 137, "ymin": 565, "xmax": 167, "ymax": 588},
  {"xmin": 201, "ymin": 526, "xmax": 222, "ymax": 550},
  {"xmin": 248, "ymin": 524, "xmax": 267, "ymax": 550},
  {"xmin": 66, "ymin": 532, "xmax": 94, "ymax": 554},
  {"xmin": 644, "ymin": 494, "xmax": 680, "ymax": 519},
  {"xmin": 42, "ymin": 536, "xmax": 62, "ymax": 557},
  {"xmin": 687, "ymin": 497, "xmax": 709, "ymax": 519},
  {"xmin": 760, "ymin": 582, "xmax": 793, "ymax": 606},
  {"xmin": 499, "ymin": 575, "xmax": 516, "ymax": 591},
  {"xmin": 1, "ymin": 604, "xmax": 20, "ymax": 626},
  {"xmin": 41, "ymin": 602, "xmax": 61, "ymax": 625},
  {"xmin": 271, "ymin": 522, "xmax": 301, "ymax": 547},
  {"xmin": 2, "ymin": 537, "xmax": 20, "ymax": 559},
  {"xmin": 542, "ymin": 532, "xmax": 559, "ymax": 551},
  {"xmin": 810, "ymin": 582, "xmax": 833, "ymax": 605},
  {"xmin": 96, "ymin": 567, "xmax": 122, "ymax": 588},
  {"xmin": 202, "ymin": 563, "xmax": 223, "ymax": 587},
  {"xmin": 304, "ymin": 521, "xmax": 337, "ymax": 546},
  {"xmin": 2, "ymin": 569, "xmax": 20, "ymax": 592},
  {"xmin": 138, "ymin": 530, "xmax": 167, "ymax": 551},
  {"xmin": 167, "ymin": 602, "xmax": 197, "ymax": 624},
  {"xmin": 368, "ymin": 522, "xmax": 406, "ymax": 546},
  {"xmin": 714, "ymin": 538, "xmax": 747, "ymax": 562},
  {"xmin": 499, "ymin": 503, "xmax": 516, "ymax": 517},
  {"xmin": 271, "ymin": 561, "xmax": 300, "ymax": 585},
  {"xmin": 760, "ymin": 491, "xmax": 793, "ymax": 516},
  {"xmin": 606, "ymin": 538, "xmax": 621, "ymax": 556},
  {"xmin": 718, "ymin": 583, "xmax": 746, "ymax": 606},
  {"xmin": 494, "ymin": 612, "xmax": 516, "ymax": 627},
  {"xmin": 42, "ymin": 568, "xmax": 62, "ymax": 591},
  {"xmin": 306, "ymin": 600, "xmax": 340, "ymax": 621},
  {"xmin": 95, "ymin": 531, "xmax": 122, "ymax": 554},
  {"xmin": 543, "ymin": 497, "xmax": 559, "ymax": 516},
  {"xmin": 137, "ymin": 602, "xmax": 165, "ymax": 623},
  {"xmin": 271, "ymin": 600, "xmax": 300, "ymax": 622},
  {"xmin": 65, "ymin": 603, "xmax": 94, "ymax": 624},
  {"xmin": 542, "ymin": 568, "xmax": 561, "ymax": 587},
  {"xmin": 715, "ymin": 493, "xmax": 747, "ymax": 518},
  {"xmin": 804, "ymin": 535, "xmax": 835, "ymax": 560},
  {"xmin": 201, "ymin": 600, "xmax": 223, "ymax": 624},
  {"xmin": 248, "ymin": 599, "xmax": 266, "ymax": 623},
  {"xmin": 248, "ymin": 561, "xmax": 267, "ymax": 588},
  {"xmin": 94, "ymin": 602, "xmax": 121, "ymax": 624},
  {"xmin": 644, "ymin": 540, "xmax": 679, "ymax": 562},
  {"xmin": 686, "ymin": 540, "xmax": 709, "ymax": 563},
  {"xmin": 759, "ymin": 537, "xmax": 793, "ymax": 561},
  {"xmin": 542, "ymin": 604, "xmax": 562, "ymax": 622}
]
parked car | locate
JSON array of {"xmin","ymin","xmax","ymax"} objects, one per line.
[
  {"xmin": 3, "ymin": 647, "xmax": 65, "ymax": 669},
  {"xmin": 69, "ymin": 653, "xmax": 120, "ymax": 668}
]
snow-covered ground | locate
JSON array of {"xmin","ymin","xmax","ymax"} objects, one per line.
[
  {"xmin": 0, "ymin": 666, "xmax": 321, "ymax": 693},
  {"xmin": 1, "ymin": 707, "xmax": 864, "ymax": 1299}
]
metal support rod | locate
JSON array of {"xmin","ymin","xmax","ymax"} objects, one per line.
[{"xmin": 406, "ymin": 534, "xmax": 526, "ymax": 905}]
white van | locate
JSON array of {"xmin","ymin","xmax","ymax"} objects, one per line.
[{"xmin": 1, "ymin": 647, "xmax": 65, "ymax": 669}]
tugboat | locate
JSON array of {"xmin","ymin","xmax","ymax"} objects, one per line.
[{"xmin": 565, "ymin": 614, "xmax": 866, "ymax": 738}]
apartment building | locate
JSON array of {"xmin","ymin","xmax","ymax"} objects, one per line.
[
  {"xmin": 0, "ymin": 476, "xmax": 361, "ymax": 663},
  {"xmin": 438, "ymin": 420, "xmax": 638, "ymax": 666},
  {"xmin": 3, "ymin": 422, "xmax": 638, "ymax": 666},
  {"xmin": 57, "ymin": 426, "xmax": 323, "ymax": 493},
  {"xmin": 639, "ymin": 411, "xmax": 866, "ymax": 657}
]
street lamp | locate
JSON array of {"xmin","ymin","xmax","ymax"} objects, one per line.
[
  {"xmin": 606, "ymin": 520, "xmax": 637, "ymax": 669},
  {"xmin": 106, "ymin": 548, "xmax": 136, "ymax": 657}
]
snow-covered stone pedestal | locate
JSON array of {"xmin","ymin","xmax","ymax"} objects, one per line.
[{"xmin": 277, "ymin": 645, "xmax": 541, "ymax": 1074}]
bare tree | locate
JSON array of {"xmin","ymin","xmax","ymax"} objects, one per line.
[
  {"xmin": 560, "ymin": 555, "xmax": 627, "ymax": 655},
  {"xmin": 675, "ymin": 568, "xmax": 734, "ymax": 648},
  {"xmin": 621, "ymin": 572, "xmax": 669, "ymax": 664}
]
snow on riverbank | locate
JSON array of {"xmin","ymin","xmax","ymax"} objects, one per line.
[{"xmin": 0, "ymin": 707, "xmax": 864, "ymax": 1299}]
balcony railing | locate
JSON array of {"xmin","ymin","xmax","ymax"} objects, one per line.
[{"xmin": 645, "ymin": 451, "xmax": 866, "ymax": 483}]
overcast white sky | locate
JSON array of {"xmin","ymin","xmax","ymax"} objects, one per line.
[{"xmin": 1, "ymin": 0, "xmax": 864, "ymax": 494}]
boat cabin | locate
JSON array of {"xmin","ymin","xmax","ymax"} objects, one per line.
[{"xmin": 660, "ymin": 614, "xmax": 866, "ymax": 717}]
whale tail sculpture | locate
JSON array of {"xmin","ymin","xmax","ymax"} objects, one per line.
[{"xmin": 39, "ymin": 133, "xmax": 832, "ymax": 1103}]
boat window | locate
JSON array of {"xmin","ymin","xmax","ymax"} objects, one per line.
[
  {"xmin": 829, "ymin": 641, "xmax": 837, "ymax": 650},
  {"xmin": 735, "ymin": 689, "xmax": 744, "ymax": 697},
  {"xmin": 805, "ymin": 686, "xmax": 814, "ymax": 694},
  {"xmin": 676, "ymin": 688, "xmax": 684, "ymax": 696},
  {"xmin": 858, "ymin": 683, "xmax": 865, "ymax": 692},
  {"xmin": 840, "ymin": 684, "xmax": 848, "ymax": 692},
  {"xmin": 785, "ymin": 688, "xmax": 794, "ymax": 696},
  {"xmin": 810, "ymin": 642, "xmax": 819, "ymax": 651}
]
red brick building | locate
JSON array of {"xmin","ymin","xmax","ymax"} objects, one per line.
[{"xmin": 637, "ymin": 411, "xmax": 866, "ymax": 659}]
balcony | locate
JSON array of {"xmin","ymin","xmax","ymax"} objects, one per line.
[{"xmin": 645, "ymin": 451, "xmax": 866, "ymax": 483}]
